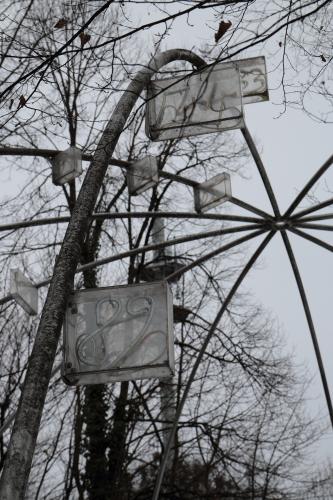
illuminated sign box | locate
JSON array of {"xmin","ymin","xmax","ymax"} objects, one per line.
[
  {"xmin": 194, "ymin": 172, "xmax": 232, "ymax": 213},
  {"xmin": 10, "ymin": 269, "xmax": 38, "ymax": 315},
  {"xmin": 146, "ymin": 65, "xmax": 244, "ymax": 141},
  {"xmin": 146, "ymin": 56, "xmax": 268, "ymax": 141},
  {"xmin": 62, "ymin": 281, "xmax": 174, "ymax": 386},
  {"xmin": 127, "ymin": 156, "xmax": 159, "ymax": 195},
  {"xmin": 52, "ymin": 146, "xmax": 82, "ymax": 185}
]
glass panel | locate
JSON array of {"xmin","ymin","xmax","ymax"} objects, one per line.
[
  {"xmin": 237, "ymin": 56, "xmax": 269, "ymax": 104},
  {"xmin": 146, "ymin": 56, "xmax": 269, "ymax": 141},
  {"xmin": 10, "ymin": 269, "xmax": 38, "ymax": 315},
  {"xmin": 194, "ymin": 172, "xmax": 232, "ymax": 213},
  {"xmin": 62, "ymin": 281, "xmax": 174, "ymax": 386},
  {"xmin": 52, "ymin": 146, "xmax": 82, "ymax": 185},
  {"xmin": 127, "ymin": 155, "xmax": 159, "ymax": 195},
  {"xmin": 146, "ymin": 66, "xmax": 243, "ymax": 141}
]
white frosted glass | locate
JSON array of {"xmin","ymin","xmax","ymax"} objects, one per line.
[
  {"xmin": 237, "ymin": 56, "xmax": 269, "ymax": 104},
  {"xmin": 146, "ymin": 56, "xmax": 269, "ymax": 141},
  {"xmin": 10, "ymin": 269, "xmax": 38, "ymax": 315},
  {"xmin": 194, "ymin": 172, "xmax": 232, "ymax": 213},
  {"xmin": 62, "ymin": 281, "xmax": 174, "ymax": 386},
  {"xmin": 146, "ymin": 66, "xmax": 244, "ymax": 141},
  {"xmin": 127, "ymin": 156, "xmax": 159, "ymax": 195},
  {"xmin": 52, "ymin": 146, "xmax": 82, "ymax": 185}
]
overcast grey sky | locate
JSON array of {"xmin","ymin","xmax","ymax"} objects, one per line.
[{"xmin": 131, "ymin": 1, "xmax": 333, "ymax": 458}]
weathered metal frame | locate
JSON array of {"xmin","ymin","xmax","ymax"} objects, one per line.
[
  {"xmin": 0, "ymin": 228, "xmax": 268, "ymax": 439},
  {"xmin": 2, "ymin": 143, "xmax": 333, "ymax": 498},
  {"xmin": 0, "ymin": 210, "xmax": 265, "ymax": 233},
  {"xmin": 0, "ymin": 59, "xmax": 333, "ymax": 500},
  {"xmin": 151, "ymin": 133, "xmax": 333, "ymax": 500},
  {"xmin": 0, "ymin": 224, "xmax": 267, "ymax": 306}
]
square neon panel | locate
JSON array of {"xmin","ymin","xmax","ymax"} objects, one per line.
[
  {"xmin": 146, "ymin": 65, "xmax": 244, "ymax": 141},
  {"xmin": 62, "ymin": 281, "xmax": 174, "ymax": 386}
]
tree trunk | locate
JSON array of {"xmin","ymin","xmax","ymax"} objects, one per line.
[{"xmin": 108, "ymin": 381, "xmax": 129, "ymax": 497}]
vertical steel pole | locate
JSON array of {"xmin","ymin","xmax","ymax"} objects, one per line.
[{"xmin": 281, "ymin": 230, "xmax": 333, "ymax": 429}]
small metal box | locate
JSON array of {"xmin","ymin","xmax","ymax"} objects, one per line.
[
  {"xmin": 10, "ymin": 269, "xmax": 38, "ymax": 315},
  {"xmin": 127, "ymin": 156, "xmax": 159, "ymax": 195},
  {"xmin": 146, "ymin": 56, "xmax": 269, "ymax": 141},
  {"xmin": 62, "ymin": 281, "xmax": 174, "ymax": 386},
  {"xmin": 52, "ymin": 146, "xmax": 82, "ymax": 185},
  {"xmin": 146, "ymin": 65, "xmax": 244, "ymax": 141},
  {"xmin": 194, "ymin": 172, "xmax": 232, "ymax": 213}
]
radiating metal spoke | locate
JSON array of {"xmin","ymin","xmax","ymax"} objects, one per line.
[
  {"xmin": 152, "ymin": 230, "xmax": 276, "ymax": 500},
  {"xmin": 230, "ymin": 197, "xmax": 274, "ymax": 221},
  {"xmin": 167, "ymin": 228, "xmax": 269, "ymax": 282},
  {"xmin": 241, "ymin": 126, "xmax": 281, "ymax": 219},
  {"xmin": 292, "ymin": 222, "xmax": 333, "ymax": 231},
  {"xmin": 284, "ymin": 154, "xmax": 333, "ymax": 218},
  {"xmin": 0, "ymin": 211, "xmax": 265, "ymax": 233},
  {"xmin": 281, "ymin": 230, "xmax": 333, "ymax": 429},
  {"xmin": 0, "ymin": 147, "xmax": 131, "ymax": 169},
  {"xmin": 288, "ymin": 227, "xmax": 333, "ymax": 253},
  {"xmin": 290, "ymin": 197, "xmax": 333, "ymax": 220},
  {"xmin": 298, "ymin": 213, "xmax": 333, "ymax": 223},
  {"xmin": 0, "ymin": 223, "xmax": 266, "ymax": 306},
  {"xmin": 0, "ymin": 216, "xmax": 72, "ymax": 233},
  {"xmin": 93, "ymin": 211, "xmax": 263, "ymax": 224}
]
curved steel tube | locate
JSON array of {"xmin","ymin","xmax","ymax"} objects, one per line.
[
  {"xmin": 290, "ymin": 197, "xmax": 333, "ymax": 220},
  {"xmin": 281, "ymin": 230, "xmax": 333, "ymax": 429},
  {"xmin": 288, "ymin": 226, "xmax": 333, "ymax": 253},
  {"xmin": 0, "ymin": 211, "xmax": 264, "ymax": 233},
  {"xmin": 152, "ymin": 230, "xmax": 276, "ymax": 499},
  {"xmin": 284, "ymin": 154, "xmax": 333, "ymax": 218},
  {"xmin": 241, "ymin": 126, "xmax": 281, "ymax": 219},
  {"xmin": 0, "ymin": 49, "xmax": 208, "ymax": 500}
]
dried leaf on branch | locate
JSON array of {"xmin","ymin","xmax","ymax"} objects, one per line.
[
  {"xmin": 54, "ymin": 19, "xmax": 68, "ymax": 29},
  {"xmin": 79, "ymin": 33, "xmax": 91, "ymax": 50},
  {"xmin": 17, "ymin": 95, "xmax": 26, "ymax": 109},
  {"xmin": 9, "ymin": 99, "xmax": 14, "ymax": 110},
  {"xmin": 214, "ymin": 21, "xmax": 232, "ymax": 43},
  {"xmin": 320, "ymin": 54, "xmax": 327, "ymax": 62}
]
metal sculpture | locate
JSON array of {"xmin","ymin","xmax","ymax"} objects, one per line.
[{"xmin": 0, "ymin": 51, "xmax": 332, "ymax": 499}]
